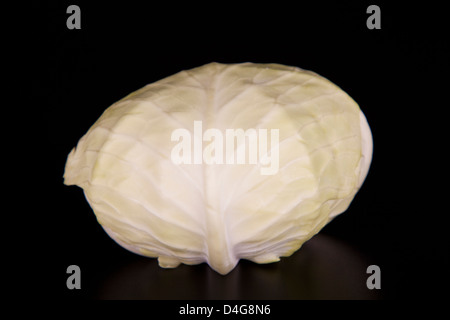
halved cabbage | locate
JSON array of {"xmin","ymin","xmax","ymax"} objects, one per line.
[{"xmin": 64, "ymin": 62, "xmax": 372, "ymax": 275}]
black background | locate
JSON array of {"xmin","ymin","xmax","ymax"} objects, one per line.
[{"xmin": 31, "ymin": 0, "xmax": 448, "ymax": 302}]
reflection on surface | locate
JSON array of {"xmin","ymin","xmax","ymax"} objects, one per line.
[{"xmin": 94, "ymin": 234, "xmax": 380, "ymax": 299}]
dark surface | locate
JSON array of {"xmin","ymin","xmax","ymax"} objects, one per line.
[
  {"xmin": 82, "ymin": 234, "xmax": 379, "ymax": 300},
  {"xmin": 32, "ymin": 1, "xmax": 448, "ymax": 300}
]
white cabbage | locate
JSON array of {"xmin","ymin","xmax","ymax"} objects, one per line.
[{"xmin": 64, "ymin": 62, "xmax": 373, "ymax": 275}]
